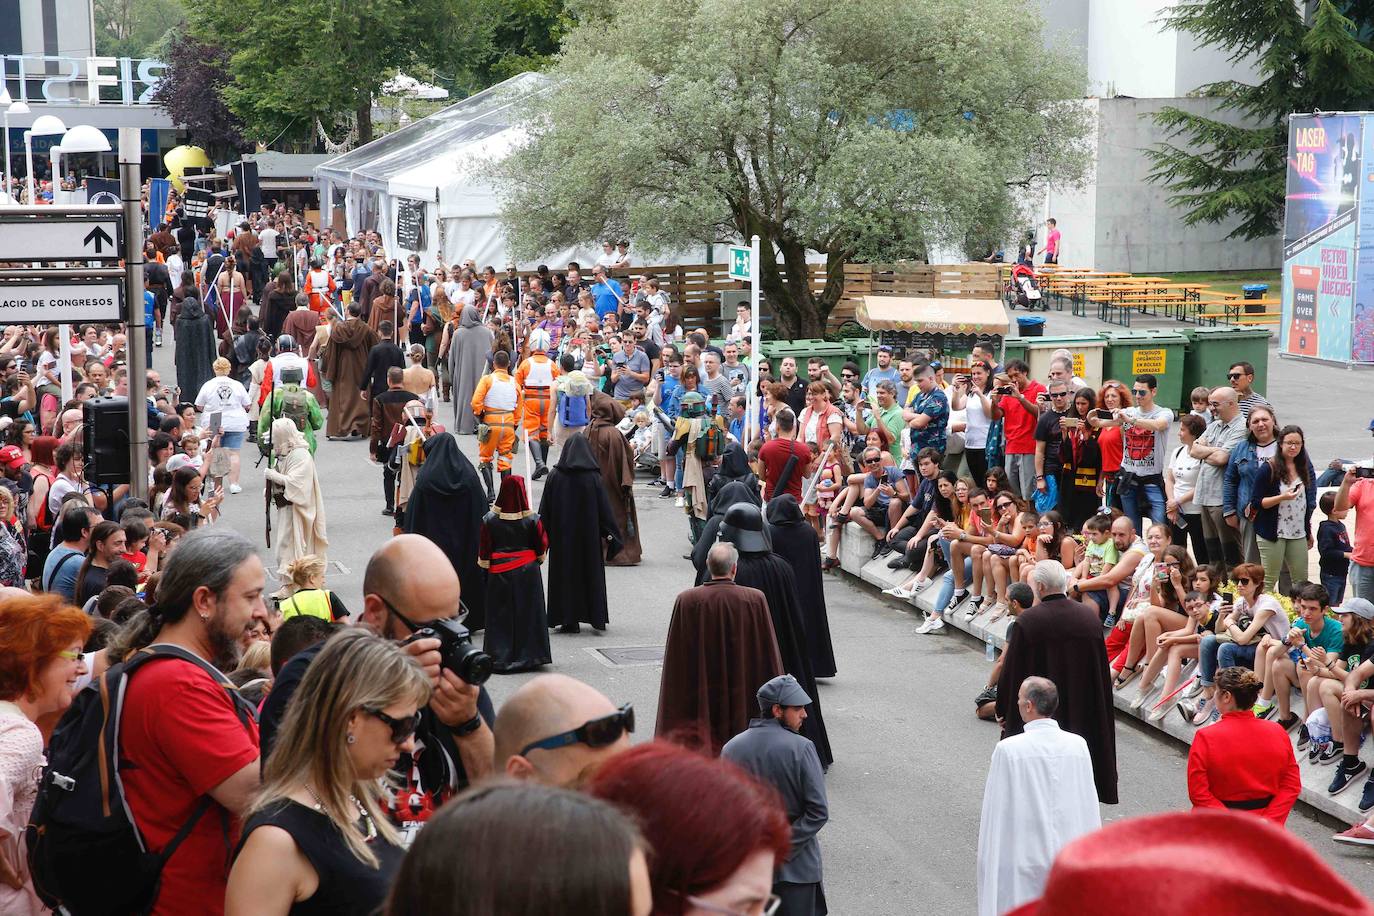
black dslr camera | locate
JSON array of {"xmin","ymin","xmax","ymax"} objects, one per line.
[{"xmin": 410, "ymin": 616, "xmax": 493, "ymax": 685}]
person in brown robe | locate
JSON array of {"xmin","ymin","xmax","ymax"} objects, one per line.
[
  {"xmin": 656, "ymin": 541, "xmax": 784, "ymax": 755},
  {"xmin": 996, "ymin": 560, "xmax": 1119, "ymax": 804},
  {"xmin": 321, "ymin": 302, "xmax": 378, "ymax": 438},
  {"xmin": 280, "ymin": 295, "xmax": 321, "ymax": 352},
  {"xmin": 586, "ymin": 391, "xmax": 642, "ymax": 566},
  {"xmin": 367, "ymin": 280, "xmax": 401, "ymax": 343}
]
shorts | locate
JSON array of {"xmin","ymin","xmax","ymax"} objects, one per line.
[
  {"xmin": 218, "ymin": 430, "xmax": 247, "ymax": 449},
  {"xmin": 864, "ymin": 505, "xmax": 888, "ymax": 528}
]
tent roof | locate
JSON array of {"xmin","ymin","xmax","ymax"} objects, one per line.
[
  {"xmin": 856, "ymin": 296, "xmax": 1009, "ymax": 335},
  {"xmin": 315, "ymin": 72, "xmax": 549, "ymax": 196}
]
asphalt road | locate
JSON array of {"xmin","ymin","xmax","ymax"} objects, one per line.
[{"xmin": 183, "ymin": 342, "xmax": 1374, "ymax": 912}]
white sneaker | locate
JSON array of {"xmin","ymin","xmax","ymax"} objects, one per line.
[
  {"xmin": 910, "ymin": 575, "xmax": 931, "ymax": 591},
  {"xmin": 915, "ymin": 615, "xmax": 945, "ymax": 635},
  {"xmin": 882, "ymin": 584, "xmax": 911, "ymax": 598},
  {"xmin": 228, "ymin": 483, "xmax": 242, "ymax": 494},
  {"xmin": 674, "ymin": 496, "xmax": 684, "ymax": 508}
]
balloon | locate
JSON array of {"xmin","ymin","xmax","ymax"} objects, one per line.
[{"xmin": 163, "ymin": 145, "xmax": 211, "ymax": 193}]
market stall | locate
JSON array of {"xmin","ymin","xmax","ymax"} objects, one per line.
[{"xmin": 854, "ymin": 295, "xmax": 1010, "ymax": 367}]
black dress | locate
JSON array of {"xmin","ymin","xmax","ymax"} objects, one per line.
[
  {"xmin": 236, "ymin": 799, "xmax": 404, "ymax": 916},
  {"xmin": 403, "ymin": 433, "xmax": 488, "ymax": 630},
  {"xmin": 766, "ymin": 495, "xmax": 838, "ymax": 678},
  {"xmin": 538, "ymin": 434, "xmax": 622, "ymax": 632},
  {"xmin": 479, "ymin": 510, "xmax": 552, "ymax": 672}
]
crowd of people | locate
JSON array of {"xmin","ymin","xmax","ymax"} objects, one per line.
[{"xmin": 1, "ymin": 185, "xmax": 1373, "ymax": 916}]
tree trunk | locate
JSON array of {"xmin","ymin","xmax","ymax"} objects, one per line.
[
  {"xmin": 758, "ymin": 233, "xmax": 844, "ymax": 339},
  {"xmin": 356, "ymin": 94, "xmax": 374, "ymax": 145}
]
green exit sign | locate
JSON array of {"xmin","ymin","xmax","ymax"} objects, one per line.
[{"xmin": 728, "ymin": 245, "xmax": 751, "ymax": 281}]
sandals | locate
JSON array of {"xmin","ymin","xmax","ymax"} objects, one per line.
[{"xmin": 1112, "ymin": 665, "xmax": 1139, "ymax": 690}]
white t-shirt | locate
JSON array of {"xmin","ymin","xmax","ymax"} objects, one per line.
[
  {"xmin": 1168, "ymin": 444, "xmax": 1203, "ymax": 514},
  {"xmin": 37, "ymin": 350, "xmax": 59, "ymax": 386},
  {"xmin": 963, "ymin": 389, "xmax": 991, "ymax": 449},
  {"xmin": 259, "ymin": 227, "xmax": 279, "ymax": 258},
  {"xmin": 194, "ymin": 376, "xmax": 252, "ymax": 432},
  {"xmin": 167, "ymin": 253, "xmax": 185, "ymax": 292},
  {"xmin": 1119, "ymin": 405, "xmax": 1174, "ymax": 477},
  {"xmin": 595, "ymin": 251, "xmax": 618, "ymax": 269}
]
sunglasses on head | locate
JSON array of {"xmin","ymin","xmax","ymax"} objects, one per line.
[
  {"xmin": 520, "ymin": 703, "xmax": 635, "ymax": 758},
  {"xmin": 363, "ymin": 706, "xmax": 421, "ymax": 744}
]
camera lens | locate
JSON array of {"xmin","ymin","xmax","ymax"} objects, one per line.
[{"xmin": 455, "ymin": 645, "xmax": 494, "ymax": 685}]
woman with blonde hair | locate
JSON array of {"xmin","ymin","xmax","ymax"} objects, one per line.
[
  {"xmin": 226, "ymin": 629, "xmax": 429, "ymax": 916},
  {"xmin": 276, "ymin": 553, "xmax": 350, "ymax": 622}
]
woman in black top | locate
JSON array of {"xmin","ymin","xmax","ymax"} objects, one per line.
[{"xmin": 226, "ymin": 630, "xmax": 430, "ymax": 916}]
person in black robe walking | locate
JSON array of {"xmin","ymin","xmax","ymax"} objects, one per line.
[
  {"xmin": 691, "ymin": 479, "xmax": 762, "ymax": 585},
  {"xmin": 479, "ymin": 474, "xmax": 551, "ymax": 673},
  {"xmin": 403, "ymin": 432, "xmax": 488, "ymax": 631},
  {"xmin": 720, "ymin": 502, "xmax": 833, "ymax": 768},
  {"xmin": 996, "ymin": 559, "xmax": 1119, "ymax": 804},
  {"xmin": 708, "ymin": 441, "xmax": 759, "ymax": 503},
  {"xmin": 174, "ymin": 294, "xmax": 218, "ymax": 399},
  {"xmin": 538, "ymin": 434, "xmax": 623, "ymax": 633},
  {"xmin": 766, "ymin": 494, "xmax": 838, "ymax": 679}
]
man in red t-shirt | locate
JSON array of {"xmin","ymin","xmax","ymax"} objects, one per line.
[
  {"xmin": 758, "ymin": 410, "xmax": 812, "ymax": 501},
  {"xmin": 118, "ymin": 528, "xmax": 268, "ymax": 916},
  {"xmin": 991, "ymin": 359, "xmax": 1044, "ymax": 501}
]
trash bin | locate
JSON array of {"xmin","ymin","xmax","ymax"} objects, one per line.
[
  {"xmin": 1097, "ymin": 329, "xmax": 1189, "ymax": 410},
  {"xmin": 1016, "ymin": 315, "xmax": 1045, "ymax": 337},
  {"xmin": 760, "ymin": 339, "xmax": 852, "ymax": 378},
  {"xmin": 1242, "ymin": 283, "xmax": 1269, "ymax": 315},
  {"xmin": 998, "ymin": 335, "xmax": 1107, "ymax": 390},
  {"xmin": 1178, "ymin": 326, "xmax": 1273, "ymax": 412}
]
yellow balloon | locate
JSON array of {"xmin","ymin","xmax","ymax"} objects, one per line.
[{"xmin": 163, "ymin": 145, "xmax": 211, "ymax": 193}]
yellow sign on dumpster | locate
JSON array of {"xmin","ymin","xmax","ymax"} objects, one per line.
[{"xmin": 1131, "ymin": 348, "xmax": 1166, "ymax": 374}]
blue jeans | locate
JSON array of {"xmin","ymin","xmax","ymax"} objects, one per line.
[
  {"xmin": 1119, "ymin": 479, "xmax": 1166, "ymax": 533},
  {"xmin": 1322, "ymin": 572, "xmax": 1347, "ymax": 608},
  {"xmin": 1083, "ymin": 584, "xmax": 1130, "ymax": 622},
  {"xmin": 931, "ymin": 559, "xmax": 973, "ymax": 616},
  {"xmin": 1199, "ymin": 632, "xmax": 1259, "ymax": 686},
  {"xmin": 674, "ymin": 451, "xmax": 684, "ymax": 491},
  {"xmin": 1353, "ymin": 563, "xmax": 1374, "ymax": 602}
]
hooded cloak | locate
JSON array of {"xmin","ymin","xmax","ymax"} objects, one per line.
[
  {"xmin": 766, "ymin": 495, "xmax": 838, "ymax": 678},
  {"xmin": 450, "ymin": 307, "xmax": 493, "ymax": 434},
  {"xmin": 174, "ymin": 296, "xmax": 218, "ymax": 398},
  {"xmin": 708, "ymin": 441, "xmax": 759, "ymax": 503},
  {"xmin": 262, "ymin": 417, "xmax": 327, "ymax": 573},
  {"xmin": 690, "ymin": 480, "xmax": 763, "ymax": 584},
  {"xmin": 321, "ymin": 316, "xmax": 378, "ymax": 437},
  {"xmin": 538, "ymin": 434, "xmax": 623, "ymax": 632},
  {"xmin": 587, "ymin": 392, "xmax": 641, "ymax": 566},
  {"xmin": 403, "ymin": 432, "xmax": 488, "ymax": 630},
  {"xmin": 479, "ymin": 475, "xmax": 551, "ymax": 672}
]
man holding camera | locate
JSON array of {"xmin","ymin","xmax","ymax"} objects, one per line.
[
  {"xmin": 1335, "ymin": 452, "xmax": 1374, "ymax": 601},
  {"xmin": 260, "ymin": 534, "xmax": 494, "ymax": 843},
  {"xmin": 991, "ymin": 360, "xmax": 1044, "ymax": 500}
]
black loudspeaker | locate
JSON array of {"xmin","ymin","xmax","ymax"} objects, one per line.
[{"xmin": 83, "ymin": 397, "xmax": 131, "ymax": 486}]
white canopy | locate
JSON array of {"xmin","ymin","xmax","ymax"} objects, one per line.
[{"xmin": 315, "ymin": 72, "xmax": 597, "ymax": 270}]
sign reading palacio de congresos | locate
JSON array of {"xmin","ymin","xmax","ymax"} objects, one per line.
[{"xmin": 1, "ymin": 56, "xmax": 165, "ymax": 106}]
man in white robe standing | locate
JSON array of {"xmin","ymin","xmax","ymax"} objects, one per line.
[{"xmin": 977, "ymin": 676, "xmax": 1099, "ymax": 916}]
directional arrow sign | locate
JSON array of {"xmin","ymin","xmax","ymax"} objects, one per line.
[
  {"xmin": 0, "ymin": 211, "xmax": 124, "ymax": 262},
  {"xmin": 728, "ymin": 245, "xmax": 751, "ymax": 281},
  {"xmin": 0, "ymin": 281, "xmax": 124, "ymax": 323}
]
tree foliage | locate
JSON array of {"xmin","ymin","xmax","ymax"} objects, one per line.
[
  {"xmin": 94, "ymin": 0, "xmax": 186, "ymax": 58},
  {"xmin": 493, "ymin": 0, "xmax": 1090, "ymax": 337},
  {"xmin": 150, "ymin": 33, "xmax": 247, "ymax": 159},
  {"xmin": 1148, "ymin": 0, "xmax": 1374, "ymax": 241}
]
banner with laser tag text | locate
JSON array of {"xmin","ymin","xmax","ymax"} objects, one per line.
[{"xmin": 1281, "ymin": 114, "xmax": 1361, "ymax": 362}]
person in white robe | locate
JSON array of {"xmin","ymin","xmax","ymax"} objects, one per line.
[
  {"xmin": 262, "ymin": 417, "xmax": 327, "ymax": 577},
  {"xmin": 977, "ymin": 676, "xmax": 1100, "ymax": 916}
]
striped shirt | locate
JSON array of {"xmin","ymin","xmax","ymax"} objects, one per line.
[{"xmin": 1237, "ymin": 391, "xmax": 1271, "ymax": 421}]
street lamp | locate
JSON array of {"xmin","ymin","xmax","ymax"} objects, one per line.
[
  {"xmin": 0, "ymin": 88, "xmax": 29, "ymax": 204},
  {"xmin": 51, "ymin": 124, "xmax": 110, "ymax": 204},
  {"xmin": 24, "ymin": 113, "xmax": 65, "ymax": 204}
]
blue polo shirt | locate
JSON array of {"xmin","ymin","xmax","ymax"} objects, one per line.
[{"xmin": 591, "ymin": 278, "xmax": 623, "ymax": 321}]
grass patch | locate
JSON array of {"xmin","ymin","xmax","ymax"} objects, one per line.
[{"xmin": 1155, "ymin": 269, "xmax": 1281, "ymax": 298}]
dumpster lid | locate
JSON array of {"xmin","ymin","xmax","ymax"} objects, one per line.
[
  {"xmin": 1016, "ymin": 315, "xmax": 1046, "ymax": 327},
  {"xmin": 1242, "ymin": 283, "xmax": 1269, "ymax": 292},
  {"xmin": 1098, "ymin": 329, "xmax": 1188, "ymax": 343},
  {"xmin": 857, "ymin": 296, "xmax": 1009, "ymax": 336}
]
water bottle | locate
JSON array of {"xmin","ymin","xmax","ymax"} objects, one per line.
[{"xmin": 985, "ymin": 637, "xmax": 996, "ymax": 662}]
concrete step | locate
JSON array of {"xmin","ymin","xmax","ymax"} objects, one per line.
[{"xmin": 832, "ymin": 522, "xmax": 1370, "ymax": 827}]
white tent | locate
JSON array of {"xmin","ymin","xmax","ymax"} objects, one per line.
[{"xmin": 316, "ymin": 72, "xmax": 596, "ymax": 269}]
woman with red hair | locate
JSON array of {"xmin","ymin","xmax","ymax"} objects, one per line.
[
  {"xmin": 590, "ymin": 741, "xmax": 791, "ymax": 916},
  {"xmin": 0, "ymin": 593, "xmax": 91, "ymax": 914}
]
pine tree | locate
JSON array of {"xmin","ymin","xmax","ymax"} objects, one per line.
[{"xmin": 1148, "ymin": 0, "xmax": 1374, "ymax": 240}]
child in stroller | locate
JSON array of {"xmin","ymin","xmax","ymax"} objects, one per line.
[{"xmin": 1006, "ymin": 261, "xmax": 1045, "ymax": 311}]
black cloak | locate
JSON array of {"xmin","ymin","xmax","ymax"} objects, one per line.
[
  {"xmin": 995, "ymin": 593, "xmax": 1119, "ymax": 804},
  {"xmin": 173, "ymin": 296, "xmax": 218, "ymax": 399},
  {"xmin": 766, "ymin": 495, "xmax": 838, "ymax": 678},
  {"xmin": 707, "ymin": 442, "xmax": 759, "ymax": 503},
  {"xmin": 403, "ymin": 432, "xmax": 489, "ymax": 630},
  {"xmin": 691, "ymin": 480, "xmax": 764, "ymax": 585},
  {"xmin": 538, "ymin": 434, "xmax": 623, "ymax": 632},
  {"xmin": 479, "ymin": 476, "xmax": 551, "ymax": 673},
  {"xmin": 727, "ymin": 540, "xmax": 834, "ymax": 768}
]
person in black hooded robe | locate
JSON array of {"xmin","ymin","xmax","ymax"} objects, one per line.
[
  {"xmin": 766, "ymin": 494, "xmax": 838, "ymax": 679},
  {"xmin": 691, "ymin": 479, "xmax": 762, "ymax": 585},
  {"xmin": 402, "ymin": 431, "xmax": 488, "ymax": 631},
  {"xmin": 174, "ymin": 294, "xmax": 218, "ymax": 398},
  {"xmin": 707, "ymin": 441, "xmax": 759, "ymax": 503},
  {"xmin": 720, "ymin": 502, "xmax": 833, "ymax": 768},
  {"xmin": 480, "ymin": 474, "xmax": 551, "ymax": 672},
  {"xmin": 538, "ymin": 433, "xmax": 623, "ymax": 633}
]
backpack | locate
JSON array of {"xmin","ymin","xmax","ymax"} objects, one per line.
[
  {"xmin": 27, "ymin": 645, "xmax": 256, "ymax": 915},
  {"xmin": 277, "ymin": 387, "xmax": 310, "ymax": 433},
  {"xmin": 559, "ymin": 393, "xmax": 590, "ymax": 429},
  {"xmin": 695, "ymin": 421, "xmax": 725, "ymax": 461}
]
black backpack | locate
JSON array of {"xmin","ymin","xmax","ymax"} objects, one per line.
[{"xmin": 27, "ymin": 644, "xmax": 256, "ymax": 915}]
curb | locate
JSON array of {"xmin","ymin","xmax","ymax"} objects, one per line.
[{"xmin": 833, "ymin": 522, "xmax": 1369, "ymax": 827}]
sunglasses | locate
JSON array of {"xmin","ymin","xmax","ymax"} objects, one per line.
[
  {"xmin": 1227, "ymin": 372, "xmax": 1243, "ymax": 380},
  {"xmin": 1132, "ymin": 389, "xmax": 1149, "ymax": 397},
  {"xmin": 520, "ymin": 703, "xmax": 635, "ymax": 757},
  {"xmin": 363, "ymin": 706, "xmax": 421, "ymax": 744},
  {"xmin": 865, "ymin": 457, "xmax": 882, "ymax": 464},
  {"xmin": 1050, "ymin": 391, "xmax": 1069, "ymax": 398},
  {"xmin": 1235, "ymin": 578, "xmax": 1252, "ymax": 585},
  {"xmin": 56, "ymin": 649, "xmax": 82, "ymax": 661}
]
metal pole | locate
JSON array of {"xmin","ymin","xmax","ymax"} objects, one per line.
[
  {"xmin": 746, "ymin": 234, "xmax": 760, "ymax": 442},
  {"xmin": 23, "ymin": 131, "xmax": 33, "ymax": 204},
  {"xmin": 2, "ymin": 110, "xmax": 10, "ymax": 201},
  {"xmin": 121, "ymin": 128, "xmax": 148, "ymax": 500}
]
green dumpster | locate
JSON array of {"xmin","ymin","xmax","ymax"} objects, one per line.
[
  {"xmin": 1179, "ymin": 327, "xmax": 1273, "ymax": 413},
  {"xmin": 1097, "ymin": 329, "xmax": 1188, "ymax": 410},
  {"xmin": 998, "ymin": 335, "xmax": 1107, "ymax": 389},
  {"xmin": 760, "ymin": 339, "xmax": 852, "ymax": 378}
]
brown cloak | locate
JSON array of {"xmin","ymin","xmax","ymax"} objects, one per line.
[
  {"xmin": 587, "ymin": 392, "xmax": 642, "ymax": 566},
  {"xmin": 367, "ymin": 294, "xmax": 401, "ymax": 342},
  {"xmin": 995, "ymin": 593, "xmax": 1120, "ymax": 804},
  {"xmin": 322, "ymin": 317, "xmax": 378, "ymax": 437},
  {"xmin": 656, "ymin": 579, "xmax": 784, "ymax": 755},
  {"xmin": 280, "ymin": 308, "xmax": 320, "ymax": 353}
]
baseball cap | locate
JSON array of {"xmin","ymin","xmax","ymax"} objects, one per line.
[
  {"xmin": 1336, "ymin": 597, "xmax": 1374, "ymax": 620},
  {"xmin": 757, "ymin": 674, "xmax": 812, "ymax": 708},
  {"xmin": 0, "ymin": 446, "xmax": 24, "ymax": 470}
]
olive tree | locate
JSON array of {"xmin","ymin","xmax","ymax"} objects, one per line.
[{"xmin": 494, "ymin": 0, "xmax": 1090, "ymax": 337}]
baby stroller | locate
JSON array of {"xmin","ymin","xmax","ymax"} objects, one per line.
[{"xmin": 1006, "ymin": 262, "xmax": 1045, "ymax": 311}]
